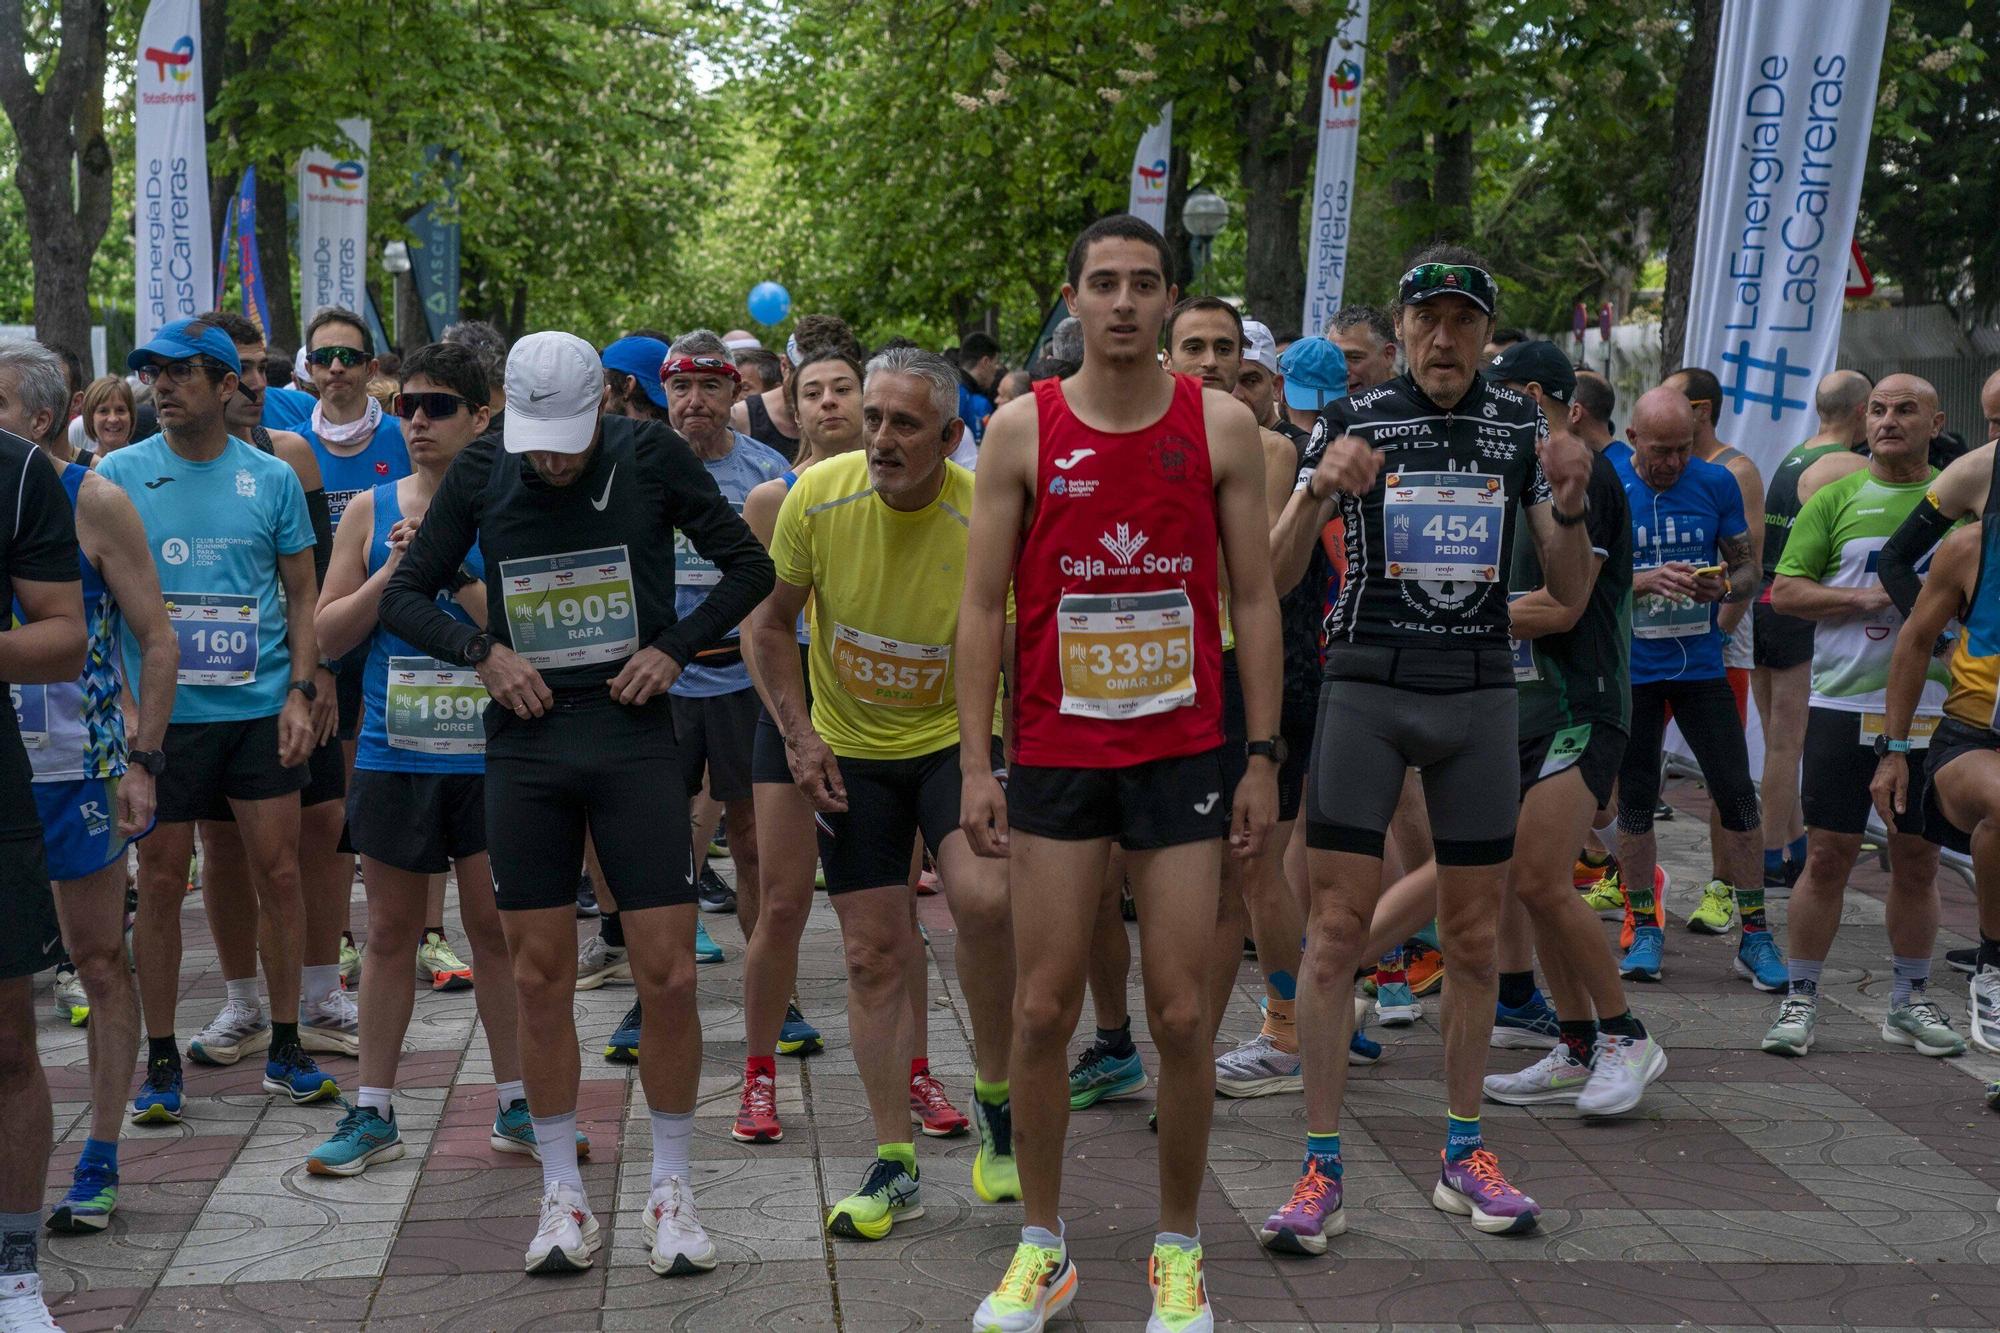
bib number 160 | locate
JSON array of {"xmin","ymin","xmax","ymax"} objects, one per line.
[
  {"xmin": 1083, "ymin": 638, "xmax": 1189, "ymax": 677},
  {"xmin": 528, "ymin": 590, "xmax": 631, "ymax": 631},
  {"xmin": 189, "ymin": 628, "xmax": 251, "ymax": 656}
]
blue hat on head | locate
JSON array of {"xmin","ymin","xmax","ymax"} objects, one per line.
[
  {"xmin": 600, "ymin": 336, "xmax": 671, "ymax": 410},
  {"xmin": 1278, "ymin": 337, "xmax": 1348, "ymax": 412},
  {"xmin": 126, "ymin": 318, "xmax": 242, "ymax": 376}
]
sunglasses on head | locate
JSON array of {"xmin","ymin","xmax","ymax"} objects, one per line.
[
  {"xmin": 309, "ymin": 346, "xmax": 369, "ymax": 368},
  {"xmin": 1399, "ymin": 262, "xmax": 1497, "ymax": 308},
  {"xmin": 392, "ymin": 391, "xmax": 470, "ymax": 420}
]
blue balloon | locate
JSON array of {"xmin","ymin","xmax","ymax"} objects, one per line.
[{"xmin": 747, "ymin": 281, "xmax": 792, "ymax": 326}]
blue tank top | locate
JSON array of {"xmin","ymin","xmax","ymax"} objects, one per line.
[
  {"xmin": 309, "ymin": 415, "xmax": 412, "ymax": 529},
  {"xmin": 18, "ymin": 464, "xmax": 123, "ymax": 780},
  {"xmin": 354, "ymin": 480, "xmax": 486, "ymax": 773}
]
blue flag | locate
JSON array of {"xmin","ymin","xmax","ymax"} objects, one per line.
[{"xmin": 407, "ymin": 148, "xmax": 461, "ymax": 341}]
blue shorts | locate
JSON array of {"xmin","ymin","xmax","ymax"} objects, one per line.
[{"xmin": 32, "ymin": 776, "xmax": 146, "ymax": 881}]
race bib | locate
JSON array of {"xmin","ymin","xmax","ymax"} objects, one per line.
[
  {"xmin": 385, "ymin": 656, "xmax": 490, "ymax": 755},
  {"xmin": 1539, "ymin": 724, "xmax": 1592, "ymax": 780},
  {"xmin": 830, "ymin": 624, "xmax": 949, "ymax": 709},
  {"xmin": 1632, "ymin": 583, "xmax": 1710, "ymax": 640},
  {"xmin": 498, "ymin": 546, "xmax": 639, "ymax": 669},
  {"xmin": 1859, "ymin": 712, "xmax": 1940, "ymax": 751},
  {"xmin": 1383, "ymin": 471, "xmax": 1503, "ymax": 582},
  {"xmin": 10, "ymin": 684, "xmax": 46, "ymax": 748},
  {"xmin": 674, "ymin": 505, "xmax": 740, "ymax": 588},
  {"xmin": 165, "ymin": 592, "xmax": 259, "ymax": 686},
  {"xmin": 1507, "ymin": 591, "xmax": 1538, "ymax": 682},
  {"xmin": 1055, "ymin": 589, "xmax": 1197, "ymax": 720}
]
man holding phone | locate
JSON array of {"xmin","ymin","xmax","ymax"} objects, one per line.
[{"xmin": 1607, "ymin": 387, "xmax": 1776, "ymax": 989}]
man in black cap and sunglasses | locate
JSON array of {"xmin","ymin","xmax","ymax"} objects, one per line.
[{"xmin": 1263, "ymin": 246, "xmax": 1594, "ymax": 1249}]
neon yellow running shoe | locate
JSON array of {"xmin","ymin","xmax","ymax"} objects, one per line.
[
  {"xmin": 974, "ymin": 1239, "xmax": 1077, "ymax": 1332},
  {"xmin": 1581, "ymin": 869, "xmax": 1627, "ymax": 917},
  {"xmin": 1147, "ymin": 1241, "xmax": 1214, "ymax": 1332},
  {"xmin": 1687, "ymin": 879, "xmax": 1735, "ymax": 935},
  {"xmin": 824, "ymin": 1157, "xmax": 921, "ymax": 1241}
]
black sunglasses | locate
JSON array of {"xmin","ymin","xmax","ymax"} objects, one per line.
[
  {"xmin": 392, "ymin": 391, "xmax": 470, "ymax": 420},
  {"xmin": 309, "ymin": 346, "xmax": 369, "ymax": 368},
  {"xmin": 135, "ymin": 359, "xmax": 225, "ymax": 386}
]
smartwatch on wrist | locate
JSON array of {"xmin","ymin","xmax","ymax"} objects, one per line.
[
  {"xmin": 463, "ymin": 633, "xmax": 496, "ymax": 667},
  {"xmin": 287, "ymin": 678, "xmax": 317, "ymax": 702},
  {"xmin": 1247, "ymin": 737, "xmax": 1288, "ymax": 765},
  {"xmin": 1874, "ymin": 735, "xmax": 1912, "ymax": 758},
  {"xmin": 127, "ymin": 748, "xmax": 166, "ymax": 777}
]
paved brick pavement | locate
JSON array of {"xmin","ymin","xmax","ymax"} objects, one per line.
[{"xmin": 29, "ymin": 776, "xmax": 2000, "ymax": 1330}]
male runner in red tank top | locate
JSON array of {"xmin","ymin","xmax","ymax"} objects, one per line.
[{"xmin": 956, "ymin": 214, "xmax": 1282, "ymax": 1333}]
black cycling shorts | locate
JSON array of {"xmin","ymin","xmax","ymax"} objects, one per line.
[
  {"xmin": 158, "ymin": 715, "xmax": 309, "ymax": 823},
  {"xmin": 671, "ymin": 688, "xmax": 760, "ymax": 804},
  {"xmin": 0, "ymin": 833, "xmax": 60, "ymax": 980},
  {"xmin": 751, "ymin": 642, "xmax": 815, "ymax": 788},
  {"xmin": 1802, "ymin": 707, "xmax": 1931, "ymax": 839},
  {"xmin": 1518, "ymin": 722, "xmax": 1625, "ymax": 809},
  {"xmin": 347, "ymin": 769, "xmax": 487, "ymax": 873},
  {"xmin": 1921, "ymin": 715, "xmax": 1999, "ymax": 856},
  {"xmin": 484, "ymin": 694, "xmax": 692, "ymax": 912},
  {"xmin": 1619, "ymin": 676, "xmax": 1760, "ymax": 835},
  {"xmin": 1008, "ymin": 746, "xmax": 1231, "ymax": 851},
  {"xmin": 817, "ymin": 737, "xmax": 1002, "ymax": 894},
  {"xmin": 1752, "ymin": 601, "xmax": 1815, "ymax": 671}
]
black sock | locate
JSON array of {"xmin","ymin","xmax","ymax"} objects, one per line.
[
  {"xmin": 1558, "ymin": 1019, "xmax": 1598, "ymax": 1067},
  {"xmin": 1097, "ymin": 1018, "xmax": 1135, "ymax": 1058},
  {"xmin": 1497, "ymin": 971, "xmax": 1537, "ymax": 1009},
  {"xmin": 1980, "ymin": 936, "xmax": 2000, "ymax": 971},
  {"xmin": 426, "ymin": 925, "xmax": 444, "ymax": 941},
  {"xmin": 147, "ymin": 1036, "xmax": 179, "ymax": 1066},
  {"xmin": 271, "ymin": 1021, "xmax": 299, "ymax": 1054},
  {"xmin": 1599, "ymin": 1011, "xmax": 1647, "ymax": 1040},
  {"xmin": 602, "ymin": 911, "xmax": 625, "ymax": 949}
]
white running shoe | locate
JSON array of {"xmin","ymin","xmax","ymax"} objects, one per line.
[
  {"xmin": 0, "ymin": 1273, "xmax": 61, "ymax": 1332},
  {"xmin": 1968, "ymin": 966, "xmax": 2000, "ymax": 1056},
  {"xmin": 188, "ymin": 999, "xmax": 270, "ymax": 1066},
  {"xmin": 575, "ymin": 935, "xmax": 631, "ymax": 990},
  {"xmin": 1213, "ymin": 1033, "xmax": 1304, "ymax": 1098},
  {"xmin": 301, "ymin": 987, "xmax": 360, "ymax": 1058},
  {"xmin": 524, "ymin": 1182, "xmax": 600, "ymax": 1274},
  {"xmin": 644, "ymin": 1176, "xmax": 718, "ymax": 1276},
  {"xmin": 1482, "ymin": 1045, "xmax": 1589, "ymax": 1106},
  {"xmin": 1575, "ymin": 1033, "xmax": 1667, "ymax": 1116},
  {"xmin": 50, "ymin": 966, "xmax": 88, "ymax": 1027}
]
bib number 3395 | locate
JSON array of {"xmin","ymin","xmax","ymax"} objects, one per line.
[
  {"xmin": 1056, "ymin": 589, "xmax": 1196, "ymax": 720},
  {"xmin": 498, "ymin": 546, "xmax": 639, "ymax": 669}
]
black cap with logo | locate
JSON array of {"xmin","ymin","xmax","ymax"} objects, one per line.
[{"xmin": 1481, "ymin": 340, "xmax": 1578, "ymax": 404}]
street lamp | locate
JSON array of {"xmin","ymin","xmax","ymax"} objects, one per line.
[
  {"xmin": 1182, "ymin": 187, "xmax": 1229, "ymax": 294},
  {"xmin": 381, "ymin": 241, "xmax": 412, "ymax": 354}
]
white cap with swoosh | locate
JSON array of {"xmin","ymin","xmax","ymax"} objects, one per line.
[{"xmin": 503, "ymin": 331, "xmax": 604, "ymax": 455}]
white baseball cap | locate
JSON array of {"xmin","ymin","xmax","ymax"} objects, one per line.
[
  {"xmin": 1241, "ymin": 319, "xmax": 1279, "ymax": 374},
  {"xmin": 503, "ymin": 331, "xmax": 604, "ymax": 455}
]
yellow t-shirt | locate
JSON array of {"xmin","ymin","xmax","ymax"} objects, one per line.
[{"xmin": 769, "ymin": 453, "xmax": 996, "ymax": 761}]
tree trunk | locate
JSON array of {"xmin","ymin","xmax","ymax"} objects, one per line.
[
  {"xmin": 1382, "ymin": 35, "xmax": 1431, "ymax": 255},
  {"xmin": 1661, "ymin": 0, "xmax": 1722, "ymax": 369},
  {"xmin": 1164, "ymin": 140, "xmax": 1191, "ymax": 293},
  {"xmin": 1237, "ymin": 31, "xmax": 1320, "ymax": 328},
  {"xmin": 256, "ymin": 153, "xmax": 299, "ymax": 350}
]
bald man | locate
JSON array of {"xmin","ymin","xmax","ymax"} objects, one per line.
[
  {"xmin": 1881, "ymin": 367, "xmax": 2000, "ymax": 616},
  {"xmin": 1610, "ymin": 387, "xmax": 1775, "ymax": 988},
  {"xmin": 1753, "ymin": 369, "xmax": 1873, "ymax": 887}
]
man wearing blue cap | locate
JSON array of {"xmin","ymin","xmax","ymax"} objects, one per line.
[
  {"xmin": 98, "ymin": 318, "xmax": 340, "ymax": 1124},
  {"xmin": 601, "ymin": 336, "xmax": 674, "ymax": 423}
]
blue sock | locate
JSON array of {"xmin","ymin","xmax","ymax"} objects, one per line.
[
  {"xmin": 1304, "ymin": 1132, "xmax": 1342, "ymax": 1177},
  {"xmin": 1764, "ymin": 847, "xmax": 1787, "ymax": 875},
  {"xmin": 1267, "ymin": 969, "xmax": 1297, "ymax": 1001},
  {"xmin": 78, "ymin": 1137, "xmax": 118, "ymax": 1175},
  {"xmin": 1787, "ymin": 834, "xmax": 1806, "ymax": 863},
  {"xmin": 1445, "ymin": 1113, "xmax": 1482, "ymax": 1163}
]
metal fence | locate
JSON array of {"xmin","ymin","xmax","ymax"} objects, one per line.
[{"xmin": 1837, "ymin": 353, "xmax": 2000, "ymax": 448}]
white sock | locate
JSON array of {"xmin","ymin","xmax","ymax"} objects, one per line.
[
  {"xmin": 532, "ymin": 1111, "xmax": 583, "ymax": 1192},
  {"xmin": 301, "ymin": 964, "xmax": 340, "ymax": 1007},
  {"xmin": 649, "ymin": 1108, "xmax": 695, "ymax": 1190},
  {"xmin": 225, "ymin": 977, "xmax": 260, "ymax": 1008},
  {"xmin": 358, "ymin": 1086, "xmax": 393, "ymax": 1119},
  {"xmin": 496, "ymin": 1080, "xmax": 526, "ymax": 1113}
]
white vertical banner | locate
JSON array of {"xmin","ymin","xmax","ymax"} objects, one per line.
[
  {"xmin": 134, "ymin": 0, "xmax": 212, "ymax": 345},
  {"xmin": 1126, "ymin": 103, "xmax": 1171, "ymax": 232},
  {"xmin": 1682, "ymin": 0, "xmax": 1888, "ymax": 481},
  {"xmin": 298, "ymin": 118, "xmax": 373, "ymax": 322},
  {"xmin": 1302, "ymin": 0, "xmax": 1370, "ymax": 340}
]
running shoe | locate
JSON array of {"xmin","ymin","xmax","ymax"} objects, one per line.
[
  {"xmin": 1734, "ymin": 932, "xmax": 1786, "ymax": 992},
  {"xmin": 338, "ymin": 933, "xmax": 362, "ymax": 986},
  {"xmin": 1884, "ymin": 999, "xmax": 1967, "ymax": 1057},
  {"xmin": 708, "ymin": 834, "xmax": 729, "ymax": 860},
  {"xmin": 1146, "ymin": 1241, "xmax": 1213, "ymax": 1333},
  {"xmin": 1576, "ymin": 1033, "xmax": 1667, "ymax": 1116},
  {"xmin": 1760, "ymin": 993, "xmax": 1817, "ymax": 1056},
  {"xmin": 916, "ymin": 867, "xmax": 941, "ymax": 896},
  {"xmin": 1616, "ymin": 867, "xmax": 1672, "ymax": 948},
  {"xmin": 644, "ymin": 1175, "xmax": 718, "ymax": 1275},
  {"xmin": 1573, "ymin": 853, "xmax": 1615, "ymax": 890},
  {"xmin": 910, "ymin": 1070, "xmax": 970, "ymax": 1136},
  {"xmin": 778, "ymin": 1002, "xmax": 823, "ymax": 1056},
  {"xmin": 825, "ymin": 1157, "xmax": 922, "ymax": 1240},
  {"xmin": 525, "ymin": 1181, "xmax": 600, "ymax": 1275},
  {"xmin": 696, "ymin": 865, "xmax": 736, "ymax": 914},
  {"xmin": 1490, "ymin": 990, "xmax": 1559, "ymax": 1049},
  {"xmin": 1213, "ymin": 1033, "xmax": 1303, "ymax": 1098},
  {"xmin": 1948, "ymin": 946, "xmax": 1978, "ymax": 975},
  {"xmin": 1580, "ymin": 867, "xmax": 1627, "ymax": 917},
  {"xmin": 301, "ymin": 986, "xmax": 360, "ymax": 1057},
  {"xmin": 575, "ymin": 935, "xmax": 630, "ymax": 990},
  {"xmin": 130, "ymin": 1056, "xmax": 184, "ymax": 1124},
  {"xmin": 263, "ymin": 1045, "xmax": 338, "ymax": 1104},
  {"xmin": 814, "ymin": 864, "xmax": 828, "ymax": 890},
  {"xmin": 972, "ymin": 1096, "xmax": 1020, "ymax": 1203},
  {"xmin": 1687, "ymin": 879, "xmax": 1736, "ymax": 935},
  {"xmin": 733, "ymin": 1069, "xmax": 783, "ymax": 1144},
  {"xmin": 575, "ymin": 872, "xmax": 599, "ymax": 918},
  {"xmin": 0, "ymin": 1276, "xmax": 61, "ymax": 1333},
  {"xmin": 46, "ymin": 1159, "xmax": 118, "ymax": 1233},
  {"xmin": 1433, "ymin": 1148, "xmax": 1540, "ymax": 1234},
  {"xmin": 1259, "ymin": 1159, "xmax": 1343, "ymax": 1255},
  {"xmin": 1406, "ymin": 944, "xmax": 1444, "ymax": 996},
  {"xmin": 1068, "ymin": 1038, "xmax": 1148, "ymax": 1109},
  {"xmin": 1970, "ymin": 965, "xmax": 2000, "ymax": 1055},
  {"xmin": 1482, "ymin": 1045, "xmax": 1589, "ymax": 1106},
  {"xmin": 306, "ymin": 1102, "xmax": 406, "ymax": 1176},
  {"xmin": 489, "ymin": 1099, "xmax": 590, "ymax": 1160},
  {"xmin": 416, "ymin": 930, "xmax": 474, "ymax": 992},
  {"xmin": 605, "ymin": 1000, "xmax": 642, "ymax": 1064},
  {"xmin": 1348, "ymin": 1030, "xmax": 1383, "ymax": 1065},
  {"xmin": 1374, "ymin": 980, "xmax": 1421, "ymax": 1027},
  {"xmin": 1987, "ymin": 1079, "xmax": 2000, "ymax": 1111},
  {"xmin": 51, "ymin": 965, "xmax": 88, "ymax": 1027},
  {"xmin": 1620, "ymin": 926, "xmax": 1665, "ymax": 982},
  {"xmin": 973, "ymin": 1238, "xmax": 1076, "ymax": 1332},
  {"xmin": 694, "ymin": 919, "xmax": 724, "ymax": 964},
  {"xmin": 189, "ymin": 999, "xmax": 271, "ymax": 1066}
]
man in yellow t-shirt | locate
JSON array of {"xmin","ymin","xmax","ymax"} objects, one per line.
[{"xmin": 746, "ymin": 347, "xmax": 1016, "ymax": 1243}]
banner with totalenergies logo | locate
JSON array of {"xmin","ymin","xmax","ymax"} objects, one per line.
[
  {"xmin": 298, "ymin": 118, "xmax": 372, "ymax": 323},
  {"xmin": 1301, "ymin": 0, "xmax": 1369, "ymax": 340},
  {"xmin": 1682, "ymin": 0, "xmax": 1888, "ymax": 481},
  {"xmin": 133, "ymin": 0, "xmax": 213, "ymax": 346},
  {"xmin": 1126, "ymin": 103, "xmax": 1171, "ymax": 234}
]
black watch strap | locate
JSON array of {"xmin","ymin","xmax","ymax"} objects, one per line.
[{"xmin": 127, "ymin": 748, "xmax": 166, "ymax": 777}]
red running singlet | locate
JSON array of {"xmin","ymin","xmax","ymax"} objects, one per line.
[{"xmin": 1012, "ymin": 374, "xmax": 1223, "ymax": 768}]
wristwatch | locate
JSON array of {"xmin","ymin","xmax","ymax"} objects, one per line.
[
  {"xmin": 1874, "ymin": 735, "xmax": 1912, "ymax": 758},
  {"xmin": 1247, "ymin": 737, "xmax": 1288, "ymax": 765},
  {"xmin": 127, "ymin": 748, "xmax": 166, "ymax": 777},
  {"xmin": 287, "ymin": 678, "xmax": 317, "ymax": 702},
  {"xmin": 316, "ymin": 657, "xmax": 340, "ymax": 675},
  {"xmin": 463, "ymin": 633, "xmax": 496, "ymax": 667}
]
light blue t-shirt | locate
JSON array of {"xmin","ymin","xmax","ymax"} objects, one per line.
[
  {"xmin": 673, "ymin": 431, "xmax": 789, "ymax": 698},
  {"xmin": 261, "ymin": 386, "xmax": 317, "ymax": 434},
  {"xmin": 99, "ymin": 433, "xmax": 314, "ymax": 723},
  {"xmin": 1610, "ymin": 442, "xmax": 1747, "ymax": 685}
]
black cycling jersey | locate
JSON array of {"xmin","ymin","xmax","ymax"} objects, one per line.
[
  {"xmin": 1270, "ymin": 420, "xmax": 1322, "ymax": 727},
  {"xmin": 380, "ymin": 414, "xmax": 774, "ymax": 691},
  {"xmin": 1306, "ymin": 372, "xmax": 1552, "ymax": 650}
]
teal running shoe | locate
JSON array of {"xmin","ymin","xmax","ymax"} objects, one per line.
[
  {"xmin": 778, "ymin": 1002, "xmax": 823, "ymax": 1056},
  {"xmin": 1068, "ymin": 1037, "xmax": 1147, "ymax": 1109},
  {"xmin": 694, "ymin": 919, "xmax": 723, "ymax": 964},
  {"xmin": 605, "ymin": 1000, "xmax": 642, "ymax": 1064},
  {"xmin": 491, "ymin": 1098, "xmax": 593, "ymax": 1160},
  {"xmin": 306, "ymin": 1103, "xmax": 405, "ymax": 1176}
]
